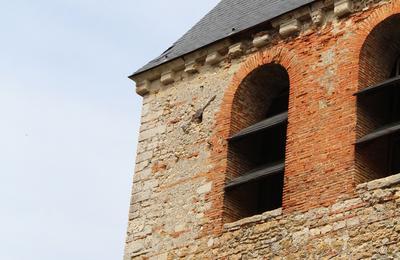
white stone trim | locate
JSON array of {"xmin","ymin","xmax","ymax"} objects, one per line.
[
  {"xmin": 334, "ymin": 0, "xmax": 353, "ymax": 18},
  {"xmin": 129, "ymin": 0, "xmax": 388, "ymax": 95},
  {"xmin": 252, "ymin": 34, "xmax": 271, "ymax": 48},
  {"xmin": 160, "ymin": 71, "xmax": 175, "ymax": 85},
  {"xmin": 205, "ymin": 51, "xmax": 223, "ymax": 66},
  {"xmin": 279, "ymin": 19, "xmax": 300, "ymax": 37},
  {"xmin": 136, "ymin": 80, "xmax": 150, "ymax": 96},
  {"xmin": 184, "ymin": 60, "xmax": 199, "ymax": 74},
  {"xmin": 228, "ymin": 42, "xmax": 244, "ymax": 58}
]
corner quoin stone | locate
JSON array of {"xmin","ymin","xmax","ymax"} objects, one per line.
[{"xmin": 136, "ymin": 80, "xmax": 150, "ymax": 96}]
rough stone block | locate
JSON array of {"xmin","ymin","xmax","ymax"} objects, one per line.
[
  {"xmin": 347, "ymin": 217, "xmax": 360, "ymax": 227},
  {"xmin": 136, "ymin": 151, "xmax": 153, "ymax": 163},
  {"xmin": 333, "ymin": 220, "xmax": 346, "ymax": 231},
  {"xmin": 134, "ymin": 168, "xmax": 151, "ymax": 181},
  {"xmin": 207, "ymin": 238, "xmax": 214, "ymax": 248},
  {"xmin": 334, "ymin": 0, "xmax": 352, "ymax": 18},
  {"xmin": 331, "ymin": 198, "xmax": 363, "ymax": 212},
  {"xmin": 139, "ymin": 125, "xmax": 166, "ymax": 141},
  {"xmin": 320, "ymin": 225, "xmax": 333, "ymax": 234},
  {"xmin": 174, "ymin": 223, "xmax": 186, "ymax": 232},
  {"xmin": 136, "ymin": 80, "xmax": 150, "ymax": 96},
  {"xmin": 128, "ymin": 239, "xmax": 144, "ymax": 253},
  {"xmin": 279, "ymin": 19, "xmax": 300, "ymax": 37},
  {"xmin": 135, "ymin": 160, "xmax": 149, "ymax": 172},
  {"xmin": 160, "ymin": 71, "xmax": 175, "ymax": 85},
  {"xmin": 228, "ymin": 42, "xmax": 244, "ymax": 58},
  {"xmin": 196, "ymin": 182, "xmax": 212, "ymax": 194},
  {"xmin": 149, "ymin": 253, "xmax": 168, "ymax": 260},
  {"xmin": 133, "ymin": 190, "xmax": 151, "ymax": 203},
  {"xmin": 205, "ymin": 51, "xmax": 223, "ymax": 65},
  {"xmin": 310, "ymin": 228, "xmax": 321, "ymax": 236},
  {"xmin": 262, "ymin": 208, "xmax": 282, "ymax": 219},
  {"xmin": 367, "ymin": 174, "xmax": 400, "ymax": 191},
  {"xmin": 184, "ymin": 60, "xmax": 199, "ymax": 74},
  {"xmin": 252, "ymin": 34, "xmax": 271, "ymax": 48}
]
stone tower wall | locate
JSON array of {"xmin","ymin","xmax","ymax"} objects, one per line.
[{"xmin": 125, "ymin": 1, "xmax": 400, "ymax": 258}]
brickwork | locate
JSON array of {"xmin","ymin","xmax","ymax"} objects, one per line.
[
  {"xmin": 224, "ymin": 64, "xmax": 289, "ymax": 222},
  {"xmin": 125, "ymin": 0, "xmax": 400, "ymax": 258},
  {"xmin": 355, "ymin": 11, "xmax": 400, "ymax": 183}
]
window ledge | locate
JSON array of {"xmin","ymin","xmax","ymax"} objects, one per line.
[
  {"xmin": 356, "ymin": 173, "xmax": 400, "ymax": 192},
  {"xmin": 223, "ymin": 208, "xmax": 282, "ymax": 231}
]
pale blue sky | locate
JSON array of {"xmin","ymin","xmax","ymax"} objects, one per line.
[{"xmin": 0, "ymin": 1, "xmax": 219, "ymax": 259}]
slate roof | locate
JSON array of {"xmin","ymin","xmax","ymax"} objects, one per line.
[{"xmin": 131, "ymin": 0, "xmax": 315, "ymax": 77}]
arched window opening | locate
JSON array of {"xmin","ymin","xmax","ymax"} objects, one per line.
[
  {"xmin": 355, "ymin": 15, "xmax": 400, "ymax": 182},
  {"xmin": 224, "ymin": 64, "xmax": 289, "ymax": 223}
]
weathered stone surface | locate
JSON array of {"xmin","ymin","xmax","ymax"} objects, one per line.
[
  {"xmin": 125, "ymin": 1, "xmax": 400, "ymax": 259},
  {"xmin": 136, "ymin": 80, "xmax": 150, "ymax": 96},
  {"xmin": 139, "ymin": 125, "xmax": 166, "ymax": 141},
  {"xmin": 129, "ymin": 239, "xmax": 144, "ymax": 253},
  {"xmin": 366, "ymin": 174, "xmax": 400, "ymax": 191},
  {"xmin": 228, "ymin": 42, "xmax": 244, "ymax": 58},
  {"xmin": 205, "ymin": 51, "xmax": 223, "ymax": 65},
  {"xmin": 279, "ymin": 19, "xmax": 300, "ymax": 37},
  {"xmin": 160, "ymin": 71, "xmax": 175, "ymax": 85},
  {"xmin": 184, "ymin": 60, "xmax": 199, "ymax": 74},
  {"xmin": 196, "ymin": 182, "xmax": 212, "ymax": 195},
  {"xmin": 252, "ymin": 34, "xmax": 270, "ymax": 48},
  {"xmin": 334, "ymin": 0, "xmax": 353, "ymax": 18}
]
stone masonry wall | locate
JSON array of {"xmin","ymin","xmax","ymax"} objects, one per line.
[
  {"xmin": 208, "ymin": 174, "xmax": 400, "ymax": 259},
  {"xmin": 125, "ymin": 1, "xmax": 400, "ymax": 259},
  {"xmin": 125, "ymin": 62, "xmax": 242, "ymax": 258},
  {"xmin": 126, "ymin": 174, "xmax": 400, "ymax": 259}
]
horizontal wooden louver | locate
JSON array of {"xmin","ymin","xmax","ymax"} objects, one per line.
[
  {"xmin": 356, "ymin": 122, "xmax": 400, "ymax": 145},
  {"xmin": 225, "ymin": 162, "xmax": 284, "ymax": 190},
  {"xmin": 354, "ymin": 76, "xmax": 400, "ymax": 96},
  {"xmin": 229, "ymin": 112, "xmax": 288, "ymax": 141}
]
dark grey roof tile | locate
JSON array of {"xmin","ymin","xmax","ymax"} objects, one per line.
[{"xmin": 131, "ymin": 0, "xmax": 315, "ymax": 77}]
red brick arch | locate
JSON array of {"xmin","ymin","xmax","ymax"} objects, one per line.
[
  {"xmin": 203, "ymin": 2, "xmax": 400, "ymax": 236},
  {"xmin": 350, "ymin": 0, "xmax": 400, "ymax": 90},
  {"xmin": 204, "ymin": 47, "xmax": 303, "ymax": 235},
  {"xmin": 350, "ymin": 1, "xmax": 400, "ymax": 184},
  {"xmin": 221, "ymin": 48, "xmax": 302, "ymax": 129}
]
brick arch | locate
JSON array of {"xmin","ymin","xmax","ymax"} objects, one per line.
[
  {"xmin": 351, "ymin": 1, "xmax": 400, "ymax": 185},
  {"xmin": 221, "ymin": 48, "xmax": 301, "ymax": 129},
  {"xmin": 203, "ymin": 47, "xmax": 302, "ymax": 235},
  {"xmin": 350, "ymin": 0, "xmax": 400, "ymax": 90}
]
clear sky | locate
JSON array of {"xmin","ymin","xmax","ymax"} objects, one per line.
[{"xmin": 0, "ymin": 0, "xmax": 219, "ymax": 259}]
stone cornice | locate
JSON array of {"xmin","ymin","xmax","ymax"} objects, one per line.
[{"xmin": 131, "ymin": 0, "xmax": 388, "ymax": 96}]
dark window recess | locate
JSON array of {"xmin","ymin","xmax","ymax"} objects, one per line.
[
  {"xmin": 226, "ymin": 171, "xmax": 284, "ymax": 217},
  {"xmin": 356, "ymin": 57, "xmax": 400, "ymax": 177},
  {"xmin": 226, "ymin": 84, "xmax": 289, "ymax": 218},
  {"xmin": 225, "ymin": 162, "xmax": 284, "ymax": 190},
  {"xmin": 229, "ymin": 112, "xmax": 288, "ymax": 141},
  {"xmin": 391, "ymin": 137, "xmax": 400, "ymax": 174},
  {"xmin": 266, "ymin": 90, "xmax": 289, "ymax": 117}
]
